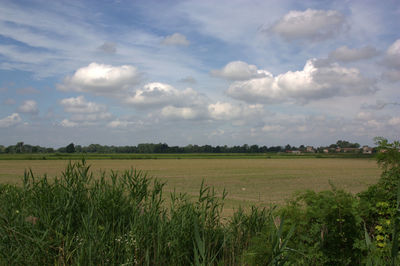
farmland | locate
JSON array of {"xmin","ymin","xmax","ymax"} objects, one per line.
[
  {"xmin": 1, "ymin": 142, "xmax": 398, "ymax": 264},
  {"xmin": 0, "ymin": 157, "xmax": 381, "ymax": 215}
]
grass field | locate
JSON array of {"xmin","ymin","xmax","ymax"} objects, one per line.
[{"xmin": 0, "ymin": 158, "xmax": 381, "ymax": 215}]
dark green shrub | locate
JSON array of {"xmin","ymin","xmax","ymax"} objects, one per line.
[
  {"xmin": 281, "ymin": 187, "xmax": 363, "ymax": 265},
  {"xmin": 358, "ymin": 138, "xmax": 400, "ymax": 264}
]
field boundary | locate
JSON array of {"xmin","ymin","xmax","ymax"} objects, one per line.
[{"xmin": 0, "ymin": 153, "xmax": 375, "ymax": 160}]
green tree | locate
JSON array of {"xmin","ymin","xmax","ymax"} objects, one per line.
[{"xmin": 66, "ymin": 143, "xmax": 76, "ymax": 153}]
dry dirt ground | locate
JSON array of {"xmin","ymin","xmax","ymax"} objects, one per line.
[{"xmin": 0, "ymin": 158, "xmax": 381, "ymax": 215}]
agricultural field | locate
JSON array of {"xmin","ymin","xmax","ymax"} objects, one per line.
[{"xmin": 0, "ymin": 158, "xmax": 381, "ymax": 215}]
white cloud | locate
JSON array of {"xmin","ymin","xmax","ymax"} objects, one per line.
[
  {"xmin": 107, "ymin": 119, "xmax": 136, "ymax": 128},
  {"xmin": 207, "ymin": 102, "xmax": 263, "ymax": 121},
  {"xmin": 69, "ymin": 113, "xmax": 112, "ymax": 122},
  {"xmin": 208, "ymin": 102, "xmax": 241, "ymax": 120},
  {"xmin": 227, "ymin": 59, "xmax": 376, "ymax": 103},
  {"xmin": 17, "ymin": 100, "xmax": 38, "ymax": 114},
  {"xmin": 383, "ymin": 39, "xmax": 400, "ymax": 68},
  {"xmin": 60, "ymin": 96, "xmax": 106, "ymax": 113},
  {"xmin": 161, "ymin": 106, "xmax": 200, "ymax": 120},
  {"xmin": 329, "ymin": 45, "xmax": 378, "ymax": 62},
  {"xmin": 58, "ymin": 63, "xmax": 141, "ymax": 95},
  {"xmin": 268, "ymin": 9, "xmax": 346, "ymax": 41},
  {"xmin": 126, "ymin": 82, "xmax": 205, "ymax": 108},
  {"xmin": 60, "ymin": 95, "xmax": 112, "ymax": 125},
  {"xmin": 262, "ymin": 125, "xmax": 284, "ymax": 132},
  {"xmin": 161, "ymin": 33, "xmax": 190, "ymax": 46},
  {"xmin": 381, "ymin": 39, "xmax": 400, "ymax": 82},
  {"xmin": 0, "ymin": 113, "xmax": 22, "ymax": 128},
  {"xmin": 60, "ymin": 119, "xmax": 78, "ymax": 128},
  {"xmin": 211, "ymin": 61, "xmax": 271, "ymax": 81}
]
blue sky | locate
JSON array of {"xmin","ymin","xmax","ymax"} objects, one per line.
[{"xmin": 0, "ymin": 0, "xmax": 399, "ymax": 148}]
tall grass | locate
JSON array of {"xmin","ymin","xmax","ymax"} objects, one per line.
[{"xmin": 0, "ymin": 160, "xmax": 276, "ymax": 265}]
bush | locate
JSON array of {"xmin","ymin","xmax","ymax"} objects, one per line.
[{"xmin": 281, "ymin": 187, "xmax": 363, "ymax": 265}]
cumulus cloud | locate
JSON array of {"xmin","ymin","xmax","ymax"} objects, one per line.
[
  {"xmin": 126, "ymin": 82, "xmax": 205, "ymax": 108},
  {"xmin": 161, "ymin": 33, "xmax": 190, "ymax": 46},
  {"xmin": 226, "ymin": 59, "xmax": 376, "ymax": 103},
  {"xmin": 69, "ymin": 113, "xmax": 112, "ymax": 122},
  {"xmin": 268, "ymin": 9, "xmax": 347, "ymax": 41},
  {"xmin": 381, "ymin": 39, "xmax": 400, "ymax": 82},
  {"xmin": 60, "ymin": 95, "xmax": 112, "ymax": 125},
  {"xmin": 211, "ymin": 61, "xmax": 272, "ymax": 80},
  {"xmin": 208, "ymin": 102, "xmax": 241, "ymax": 120},
  {"xmin": 262, "ymin": 125, "xmax": 284, "ymax": 132},
  {"xmin": 382, "ymin": 39, "xmax": 400, "ymax": 68},
  {"xmin": 0, "ymin": 113, "xmax": 22, "ymax": 128},
  {"xmin": 329, "ymin": 45, "xmax": 378, "ymax": 62},
  {"xmin": 60, "ymin": 96, "xmax": 107, "ymax": 113},
  {"xmin": 207, "ymin": 102, "xmax": 263, "ymax": 121},
  {"xmin": 161, "ymin": 106, "xmax": 201, "ymax": 120},
  {"xmin": 58, "ymin": 63, "xmax": 141, "ymax": 95},
  {"xmin": 60, "ymin": 119, "xmax": 78, "ymax": 128},
  {"xmin": 17, "ymin": 100, "xmax": 38, "ymax": 114},
  {"xmin": 107, "ymin": 119, "xmax": 137, "ymax": 128}
]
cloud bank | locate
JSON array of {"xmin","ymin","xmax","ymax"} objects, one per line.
[
  {"xmin": 226, "ymin": 59, "xmax": 376, "ymax": 103},
  {"xmin": 268, "ymin": 9, "xmax": 347, "ymax": 41},
  {"xmin": 58, "ymin": 63, "xmax": 141, "ymax": 95}
]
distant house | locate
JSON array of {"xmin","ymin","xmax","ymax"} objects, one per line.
[
  {"xmin": 342, "ymin": 148, "xmax": 360, "ymax": 153},
  {"xmin": 306, "ymin": 146, "xmax": 315, "ymax": 153},
  {"xmin": 290, "ymin": 150, "xmax": 301, "ymax": 154},
  {"xmin": 323, "ymin": 149, "xmax": 329, "ymax": 153},
  {"xmin": 362, "ymin": 146, "xmax": 373, "ymax": 154}
]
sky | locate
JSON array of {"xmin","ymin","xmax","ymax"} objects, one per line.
[{"xmin": 0, "ymin": 0, "xmax": 399, "ymax": 148}]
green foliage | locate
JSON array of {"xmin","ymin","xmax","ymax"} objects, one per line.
[
  {"xmin": 281, "ymin": 187, "xmax": 363, "ymax": 265},
  {"xmin": 0, "ymin": 160, "xmax": 270, "ymax": 265},
  {"xmin": 245, "ymin": 211, "xmax": 295, "ymax": 266},
  {"xmin": 65, "ymin": 143, "xmax": 76, "ymax": 153},
  {"xmin": 358, "ymin": 137, "xmax": 400, "ymax": 264}
]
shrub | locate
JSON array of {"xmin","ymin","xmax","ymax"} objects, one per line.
[{"xmin": 281, "ymin": 187, "xmax": 363, "ymax": 265}]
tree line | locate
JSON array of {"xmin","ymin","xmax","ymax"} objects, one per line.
[{"xmin": 0, "ymin": 140, "xmax": 368, "ymax": 154}]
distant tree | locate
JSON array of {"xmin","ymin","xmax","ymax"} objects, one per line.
[
  {"xmin": 66, "ymin": 143, "xmax": 76, "ymax": 153},
  {"xmin": 75, "ymin": 145, "xmax": 82, "ymax": 153},
  {"xmin": 336, "ymin": 140, "xmax": 360, "ymax": 148},
  {"xmin": 250, "ymin": 145, "xmax": 259, "ymax": 153},
  {"xmin": 16, "ymin": 142, "xmax": 24, "ymax": 153}
]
